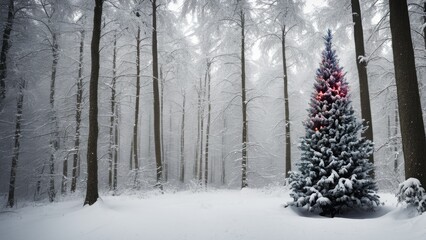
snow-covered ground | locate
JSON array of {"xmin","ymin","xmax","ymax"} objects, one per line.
[{"xmin": 1, "ymin": 188, "xmax": 425, "ymax": 240}]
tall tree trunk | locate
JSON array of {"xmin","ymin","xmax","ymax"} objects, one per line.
[
  {"xmin": 129, "ymin": 137, "xmax": 133, "ymax": 170},
  {"xmin": 166, "ymin": 108, "xmax": 172, "ymax": 182},
  {"xmin": 389, "ymin": 0, "xmax": 426, "ymax": 186},
  {"xmin": 7, "ymin": 79, "xmax": 24, "ymax": 208},
  {"xmin": 199, "ymin": 75, "xmax": 206, "ymax": 184},
  {"xmin": 109, "ymin": 32, "xmax": 118, "ymax": 190},
  {"xmin": 61, "ymin": 155, "xmax": 68, "ymax": 194},
  {"xmin": 48, "ymin": 32, "xmax": 59, "ymax": 203},
  {"xmin": 160, "ymin": 67, "xmax": 166, "ymax": 181},
  {"xmin": 351, "ymin": 0, "xmax": 374, "ymax": 177},
  {"xmin": 180, "ymin": 91, "xmax": 186, "ymax": 183},
  {"xmin": 194, "ymin": 82, "xmax": 201, "ymax": 179},
  {"xmin": 240, "ymin": 9, "xmax": 248, "ymax": 189},
  {"xmin": 281, "ymin": 27, "xmax": 291, "ymax": 178},
  {"xmin": 221, "ymin": 114, "xmax": 226, "ymax": 185},
  {"xmin": 204, "ymin": 62, "xmax": 211, "ymax": 186},
  {"xmin": 394, "ymin": 103, "xmax": 399, "ymax": 173},
  {"xmin": 71, "ymin": 29, "xmax": 85, "ymax": 193},
  {"xmin": 133, "ymin": 26, "xmax": 141, "ymax": 171},
  {"xmin": 0, "ymin": 0, "xmax": 14, "ymax": 100},
  {"xmin": 113, "ymin": 111, "xmax": 119, "ymax": 191},
  {"xmin": 84, "ymin": 0, "xmax": 103, "ymax": 206},
  {"xmin": 152, "ymin": 0, "xmax": 163, "ymax": 190}
]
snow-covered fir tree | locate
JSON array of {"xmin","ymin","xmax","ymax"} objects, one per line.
[{"xmin": 288, "ymin": 30, "xmax": 379, "ymax": 217}]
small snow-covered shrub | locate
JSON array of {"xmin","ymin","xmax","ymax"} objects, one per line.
[{"xmin": 396, "ymin": 178, "xmax": 426, "ymax": 214}]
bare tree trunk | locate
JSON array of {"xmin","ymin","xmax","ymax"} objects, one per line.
[
  {"xmin": 199, "ymin": 76, "xmax": 206, "ymax": 184},
  {"xmin": 129, "ymin": 137, "xmax": 133, "ymax": 170},
  {"xmin": 0, "ymin": 0, "xmax": 14, "ymax": 100},
  {"xmin": 160, "ymin": 67, "xmax": 166, "ymax": 181},
  {"xmin": 113, "ymin": 111, "xmax": 119, "ymax": 191},
  {"xmin": 84, "ymin": 0, "xmax": 103, "ymax": 206},
  {"xmin": 240, "ymin": 9, "xmax": 248, "ymax": 189},
  {"xmin": 109, "ymin": 32, "xmax": 118, "ymax": 190},
  {"xmin": 394, "ymin": 103, "xmax": 399, "ymax": 173},
  {"xmin": 48, "ymin": 32, "xmax": 59, "ymax": 203},
  {"xmin": 221, "ymin": 114, "xmax": 226, "ymax": 185},
  {"xmin": 7, "ymin": 79, "xmax": 24, "ymax": 208},
  {"xmin": 152, "ymin": 0, "xmax": 163, "ymax": 190},
  {"xmin": 194, "ymin": 82, "xmax": 201, "ymax": 179},
  {"xmin": 180, "ymin": 91, "xmax": 186, "ymax": 183},
  {"xmin": 166, "ymin": 108, "xmax": 172, "ymax": 182},
  {"xmin": 204, "ymin": 62, "xmax": 211, "ymax": 187},
  {"xmin": 71, "ymin": 29, "xmax": 85, "ymax": 193},
  {"xmin": 281, "ymin": 27, "xmax": 291, "ymax": 178},
  {"xmin": 61, "ymin": 155, "xmax": 68, "ymax": 195},
  {"xmin": 389, "ymin": 0, "xmax": 426, "ymax": 186},
  {"xmin": 351, "ymin": 0, "xmax": 374, "ymax": 177},
  {"xmin": 133, "ymin": 26, "xmax": 141, "ymax": 172}
]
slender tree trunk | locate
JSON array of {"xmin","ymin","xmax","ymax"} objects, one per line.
[
  {"xmin": 61, "ymin": 155, "xmax": 68, "ymax": 194},
  {"xmin": 389, "ymin": 0, "xmax": 426, "ymax": 186},
  {"xmin": 160, "ymin": 68, "xmax": 166, "ymax": 181},
  {"xmin": 394, "ymin": 103, "xmax": 399, "ymax": 173},
  {"xmin": 281, "ymin": 27, "xmax": 291, "ymax": 178},
  {"xmin": 199, "ymin": 75, "xmax": 206, "ymax": 184},
  {"xmin": 129, "ymin": 137, "xmax": 133, "ymax": 170},
  {"xmin": 180, "ymin": 92, "xmax": 186, "ymax": 183},
  {"xmin": 351, "ymin": 0, "xmax": 374, "ymax": 177},
  {"xmin": 194, "ymin": 82, "xmax": 201, "ymax": 179},
  {"xmin": 240, "ymin": 9, "xmax": 248, "ymax": 189},
  {"xmin": 71, "ymin": 30, "xmax": 85, "ymax": 193},
  {"xmin": 84, "ymin": 0, "xmax": 103, "ymax": 206},
  {"xmin": 221, "ymin": 114, "xmax": 226, "ymax": 185},
  {"xmin": 113, "ymin": 111, "xmax": 119, "ymax": 191},
  {"xmin": 152, "ymin": 0, "xmax": 163, "ymax": 190},
  {"xmin": 48, "ymin": 32, "xmax": 59, "ymax": 203},
  {"xmin": 166, "ymin": 108, "xmax": 172, "ymax": 182},
  {"xmin": 0, "ymin": 0, "xmax": 14, "ymax": 100},
  {"xmin": 109, "ymin": 32, "xmax": 118, "ymax": 190},
  {"xmin": 7, "ymin": 79, "xmax": 24, "ymax": 208},
  {"xmin": 133, "ymin": 27, "xmax": 141, "ymax": 172},
  {"xmin": 204, "ymin": 63, "xmax": 211, "ymax": 186}
]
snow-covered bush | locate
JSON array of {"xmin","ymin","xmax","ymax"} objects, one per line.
[
  {"xmin": 287, "ymin": 30, "xmax": 379, "ymax": 217},
  {"xmin": 396, "ymin": 178, "xmax": 426, "ymax": 214}
]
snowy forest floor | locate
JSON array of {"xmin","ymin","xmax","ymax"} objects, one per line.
[{"xmin": 0, "ymin": 188, "xmax": 425, "ymax": 240}]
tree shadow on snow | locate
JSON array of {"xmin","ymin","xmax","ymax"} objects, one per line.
[{"xmin": 285, "ymin": 205, "xmax": 393, "ymax": 219}]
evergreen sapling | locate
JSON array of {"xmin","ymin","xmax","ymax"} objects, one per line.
[{"xmin": 288, "ymin": 30, "xmax": 379, "ymax": 217}]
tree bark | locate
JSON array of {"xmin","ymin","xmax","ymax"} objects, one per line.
[
  {"xmin": 133, "ymin": 26, "xmax": 141, "ymax": 171},
  {"xmin": 7, "ymin": 79, "xmax": 24, "ymax": 208},
  {"xmin": 194, "ymin": 80, "xmax": 201, "ymax": 179},
  {"xmin": 152, "ymin": 0, "xmax": 163, "ymax": 190},
  {"xmin": 71, "ymin": 29, "xmax": 85, "ymax": 193},
  {"xmin": 160, "ymin": 67, "xmax": 166, "ymax": 181},
  {"xmin": 240, "ymin": 9, "xmax": 248, "ymax": 189},
  {"xmin": 394, "ymin": 103, "xmax": 399, "ymax": 173},
  {"xmin": 281, "ymin": 27, "xmax": 291, "ymax": 178},
  {"xmin": 84, "ymin": 0, "xmax": 103, "ymax": 206},
  {"xmin": 389, "ymin": 0, "xmax": 426, "ymax": 186},
  {"xmin": 199, "ymin": 73, "xmax": 206, "ymax": 184},
  {"xmin": 180, "ymin": 91, "xmax": 186, "ymax": 183},
  {"xmin": 351, "ymin": 0, "xmax": 374, "ymax": 177},
  {"xmin": 48, "ymin": 32, "xmax": 59, "ymax": 203},
  {"xmin": 109, "ymin": 32, "xmax": 117, "ymax": 190},
  {"xmin": 204, "ymin": 62, "xmax": 211, "ymax": 186},
  {"xmin": 0, "ymin": 0, "xmax": 14, "ymax": 100},
  {"xmin": 221, "ymin": 114, "xmax": 226, "ymax": 185}
]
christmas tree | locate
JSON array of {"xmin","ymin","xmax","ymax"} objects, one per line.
[{"xmin": 288, "ymin": 30, "xmax": 379, "ymax": 217}]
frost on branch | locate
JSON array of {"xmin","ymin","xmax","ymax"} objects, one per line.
[
  {"xmin": 396, "ymin": 178, "xmax": 426, "ymax": 214},
  {"xmin": 287, "ymin": 30, "xmax": 379, "ymax": 217}
]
